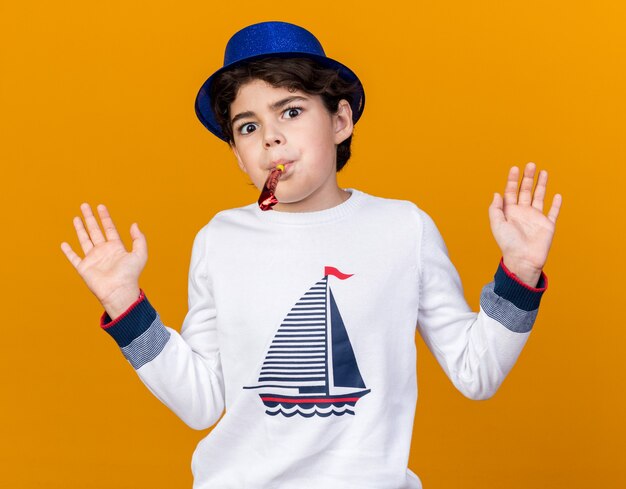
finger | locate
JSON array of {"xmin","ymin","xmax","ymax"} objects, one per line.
[
  {"xmin": 80, "ymin": 203, "xmax": 106, "ymax": 245},
  {"xmin": 488, "ymin": 193, "xmax": 506, "ymax": 227},
  {"xmin": 531, "ymin": 170, "xmax": 548, "ymax": 212},
  {"xmin": 60, "ymin": 242, "xmax": 82, "ymax": 270},
  {"xmin": 130, "ymin": 223, "xmax": 148, "ymax": 259},
  {"xmin": 503, "ymin": 166, "xmax": 520, "ymax": 207},
  {"xmin": 547, "ymin": 193, "xmax": 562, "ymax": 224},
  {"xmin": 518, "ymin": 162, "xmax": 536, "ymax": 206},
  {"xmin": 97, "ymin": 204, "xmax": 121, "ymax": 241},
  {"xmin": 73, "ymin": 215, "xmax": 94, "ymax": 255}
]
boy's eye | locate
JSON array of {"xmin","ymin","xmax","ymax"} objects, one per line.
[
  {"xmin": 239, "ymin": 123, "xmax": 258, "ymax": 135},
  {"xmin": 283, "ymin": 107, "xmax": 303, "ymax": 119}
]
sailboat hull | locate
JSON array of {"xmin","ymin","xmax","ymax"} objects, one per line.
[{"xmin": 259, "ymin": 389, "xmax": 371, "ymax": 417}]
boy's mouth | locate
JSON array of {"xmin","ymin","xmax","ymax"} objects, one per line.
[
  {"xmin": 271, "ymin": 159, "xmax": 293, "ymax": 169},
  {"xmin": 270, "ymin": 160, "xmax": 294, "ymax": 175}
]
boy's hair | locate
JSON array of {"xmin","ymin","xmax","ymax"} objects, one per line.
[{"xmin": 210, "ymin": 57, "xmax": 362, "ymax": 172}]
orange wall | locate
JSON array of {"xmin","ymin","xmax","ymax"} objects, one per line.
[{"xmin": 1, "ymin": 1, "xmax": 624, "ymax": 488}]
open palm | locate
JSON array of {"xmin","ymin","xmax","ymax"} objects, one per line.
[
  {"xmin": 61, "ymin": 203, "xmax": 147, "ymax": 317},
  {"xmin": 489, "ymin": 163, "xmax": 562, "ymax": 281}
]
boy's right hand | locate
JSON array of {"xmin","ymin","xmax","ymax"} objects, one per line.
[{"xmin": 61, "ymin": 203, "xmax": 147, "ymax": 320}]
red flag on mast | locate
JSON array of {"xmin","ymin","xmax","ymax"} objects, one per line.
[{"xmin": 324, "ymin": 266, "xmax": 353, "ymax": 280}]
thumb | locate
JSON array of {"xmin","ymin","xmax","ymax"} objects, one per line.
[
  {"xmin": 488, "ymin": 192, "xmax": 506, "ymax": 228},
  {"xmin": 130, "ymin": 223, "xmax": 148, "ymax": 258}
]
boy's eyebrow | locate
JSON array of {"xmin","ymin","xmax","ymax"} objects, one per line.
[
  {"xmin": 231, "ymin": 111, "xmax": 255, "ymax": 127},
  {"xmin": 231, "ymin": 96, "xmax": 309, "ymax": 126},
  {"xmin": 269, "ymin": 95, "xmax": 309, "ymax": 111}
]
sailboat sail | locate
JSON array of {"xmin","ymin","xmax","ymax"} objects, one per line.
[
  {"xmin": 244, "ymin": 268, "xmax": 371, "ymax": 417},
  {"xmin": 329, "ymin": 289, "xmax": 366, "ymax": 389},
  {"xmin": 256, "ymin": 277, "xmax": 329, "ymax": 393}
]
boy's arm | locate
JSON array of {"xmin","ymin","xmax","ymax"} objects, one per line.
[
  {"xmin": 416, "ymin": 209, "xmax": 546, "ymax": 400},
  {"xmin": 416, "ymin": 163, "xmax": 560, "ymax": 399},
  {"xmin": 100, "ymin": 227, "xmax": 225, "ymax": 430},
  {"xmin": 61, "ymin": 204, "xmax": 224, "ymax": 428}
]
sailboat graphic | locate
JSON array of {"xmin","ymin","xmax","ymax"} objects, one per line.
[{"xmin": 244, "ymin": 266, "xmax": 371, "ymax": 417}]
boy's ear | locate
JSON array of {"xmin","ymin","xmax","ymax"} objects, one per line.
[
  {"xmin": 230, "ymin": 142, "xmax": 248, "ymax": 174},
  {"xmin": 334, "ymin": 99, "xmax": 354, "ymax": 145}
]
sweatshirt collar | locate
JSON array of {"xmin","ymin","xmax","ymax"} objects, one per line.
[{"xmin": 251, "ymin": 188, "xmax": 365, "ymax": 225}]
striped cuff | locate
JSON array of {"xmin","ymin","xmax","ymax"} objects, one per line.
[
  {"xmin": 479, "ymin": 259, "xmax": 548, "ymax": 334},
  {"xmin": 100, "ymin": 290, "xmax": 170, "ymax": 369},
  {"xmin": 494, "ymin": 258, "xmax": 547, "ymax": 311}
]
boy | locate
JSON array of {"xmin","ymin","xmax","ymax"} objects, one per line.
[{"xmin": 61, "ymin": 21, "xmax": 562, "ymax": 489}]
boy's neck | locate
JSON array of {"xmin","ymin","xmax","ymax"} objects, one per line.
[{"xmin": 272, "ymin": 187, "xmax": 351, "ymax": 213}]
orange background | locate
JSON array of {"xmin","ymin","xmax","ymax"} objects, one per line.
[{"xmin": 1, "ymin": 1, "xmax": 624, "ymax": 487}]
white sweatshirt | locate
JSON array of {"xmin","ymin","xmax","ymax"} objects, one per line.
[{"xmin": 101, "ymin": 188, "xmax": 547, "ymax": 489}]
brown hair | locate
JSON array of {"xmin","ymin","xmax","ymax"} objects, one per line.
[{"xmin": 210, "ymin": 57, "xmax": 361, "ymax": 172}]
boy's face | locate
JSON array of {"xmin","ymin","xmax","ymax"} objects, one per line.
[{"xmin": 229, "ymin": 79, "xmax": 354, "ymax": 212}]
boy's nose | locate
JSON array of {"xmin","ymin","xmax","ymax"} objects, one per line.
[{"xmin": 263, "ymin": 126, "xmax": 285, "ymax": 148}]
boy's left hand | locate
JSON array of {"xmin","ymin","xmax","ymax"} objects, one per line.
[{"xmin": 488, "ymin": 162, "xmax": 562, "ymax": 287}]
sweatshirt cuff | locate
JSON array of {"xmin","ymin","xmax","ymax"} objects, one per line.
[
  {"xmin": 494, "ymin": 258, "xmax": 548, "ymax": 312},
  {"xmin": 100, "ymin": 289, "xmax": 157, "ymax": 348}
]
